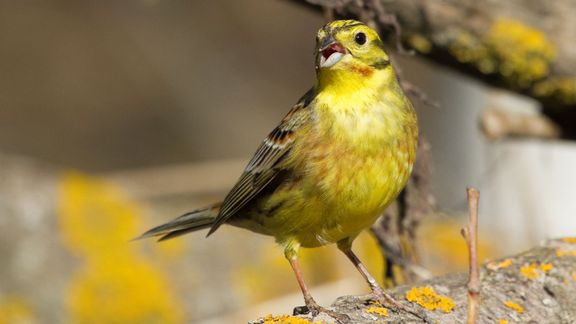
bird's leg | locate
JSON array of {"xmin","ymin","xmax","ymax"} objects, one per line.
[
  {"xmin": 285, "ymin": 245, "xmax": 350, "ymax": 323},
  {"xmin": 337, "ymin": 239, "xmax": 429, "ymax": 322}
]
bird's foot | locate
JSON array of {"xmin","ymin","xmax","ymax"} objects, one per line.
[
  {"xmin": 293, "ymin": 301, "xmax": 350, "ymax": 324},
  {"xmin": 371, "ymin": 288, "xmax": 431, "ymax": 323}
]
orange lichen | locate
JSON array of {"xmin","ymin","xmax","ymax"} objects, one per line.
[
  {"xmin": 0, "ymin": 297, "xmax": 35, "ymax": 324},
  {"xmin": 572, "ymin": 271, "xmax": 576, "ymax": 281},
  {"xmin": 504, "ymin": 300, "xmax": 525, "ymax": 314},
  {"xmin": 405, "ymin": 286, "xmax": 455, "ymax": 313},
  {"xmin": 366, "ymin": 306, "xmax": 388, "ymax": 316},
  {"xmin": 520, "ymin": 262, "xmax": 554, "ymax": 280},
  {"xmin": 562, "ymin": 237, "xmax": 576, "ymax": 244},
  {"xmin": 556, "ymin": 249, "xmax": 576, "ymax": 257},
  {"xmin": 498, "ymin": 320, "xmax": 508, "ymax": 324},
  {"xmin": 540, "ymin": 263, "xmax": 553, "ymax": 273},
  {"xmin": 261, "ymin": 314, "xmax": 318, "ymax": 324},
  {"xmin": 487, "ymin": 259, "xmax": 513, "ymax": 271},
  {"xmin": 520, "ymin": 263, "xmax": 540, "ymax": 280}
]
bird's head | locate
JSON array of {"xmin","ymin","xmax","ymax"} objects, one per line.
[{"xmin": 315, "ymin": 20, "xmax": 390, "ymax": 72}]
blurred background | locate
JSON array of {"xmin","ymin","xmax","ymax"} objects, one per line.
[{"xmin": 1, "ymin": 0, "xmax": 575, "ymax": 323}]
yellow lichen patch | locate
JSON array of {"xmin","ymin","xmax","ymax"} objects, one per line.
[
  {"xmin": 540, "ymin": 263, "xmax": 553, "ymax": 273},
  {"xmin": 487, "ymin": 259, "xmax": 513, "ymax": 271},
  {"xmin": 449, "ymin": 19, "xmax": 557, "ymax": 89},
  {"xmin": 498, "ymin": 320, "xmax": 508, "ymax": 324},
  {"xmin": 366, "ymin": 306, "xmax": 389, "ymax": 316},
  {"xmin": 0, "ymin": 297, "xmax": 35, "ymax": 324},
  {"xmin": 533, "ymin": 78, "xmax": 576, "ymax": 105},
  {"xmin": 561, "ymin": 237, "xmax": 576, "ymax": 244},
  {"xmin": 556, "ymin": 249, "xmax": 576, "ymax": 257},
  {"xmin": 58, "ymin": 172, "xmax": 183, "ymax": 324},
  {"xmin": 408, "ymin": 34, "xmax": 432, "ymax": 54},
  {"xmin": 520, "ymin": 263, "xmax": 540, "ymax": 280},
  {"xmin": 520, "ymin": 262, "xmax": 553, "ymax": 280},
  {"xmin": 261, "ymin": 314, "xmax": 319, "ymax": 324},
  {"xmin": 504, "ymin": 300, "xmax": 525, "ymax": 314},
  {"xmin": 486, "ymin": 19, "xmax": 556, "ymax": 87},
  {"xmin": 572, "ymin": 271, "xmax": 576, "ymax": 280},
  {"xmin": 405, "ymin": 286, "xmax": 455, "ymax": 313},
  {"xmin": 67, "ymin": 258, "xmax": 183, "ymax": 324}
]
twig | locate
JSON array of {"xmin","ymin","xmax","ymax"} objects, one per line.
[
  {"xmin": 461, "ymin": 188, "xmax": 480, "ymax": 324},
  {"xmin": 322, "ymin": 6, "xmax": 335, "ymax": 21},
  {"xmin": 367, "ymin": 0, "xmax": 414, "ymax": 55},
  {"xmin": 401, "ymin": 80, "xmax": 440, "ymax": 109}
]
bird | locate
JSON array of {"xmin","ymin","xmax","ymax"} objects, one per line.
[{"xmin": 138, "ymin": 19, "xmax": 418, "ymax": 321}]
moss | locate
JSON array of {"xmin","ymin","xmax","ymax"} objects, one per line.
[
  {"xmin": 504, "ymin": 300, "xmax": 525, "ymax": 314},
  {"xmin": 405, "ymin": 286, "xmax": 455, "ymax": 313},
  {"xmin": 365, "ymin": 306, "xmax": 389, "ymax": 316}
]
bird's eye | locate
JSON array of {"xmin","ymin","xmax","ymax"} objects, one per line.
[{"xmin": 354, "ymin": 32, "xmax": 366, "ymax": 45}]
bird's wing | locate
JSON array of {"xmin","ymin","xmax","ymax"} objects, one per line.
[{"xmin": 207, "ymin": 88, "xmax": 315, "ymax": 236}]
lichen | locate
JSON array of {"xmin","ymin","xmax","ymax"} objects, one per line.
[
  {"xmin": 405, "ymin": 286, "xmax": 455, "ymax": 313},
  {"xmin": 540, "ymin": 263, "xmax": 553, "ymax": 273},
  {"xmin": 487, "ymin": 259, "xmax": 513, "ymax": 271},
  {"xmin": 448, "ymin": 18, "xmax": 557, "ymax": 90},
  {"xmin": 556, "ymin": 249, "xmax": 576, "ymax": 257},
  {"xmin": 58, "ymin": 173, "xmax": 183, "ymax": 324},
  {"xmin": 561, "ymin": 237, "xmax": 576, "ymax": 244},
  {"xmin": 498, "ymin": 320, "xmax": 509, "ymax": 324},
  {"xmin": 520, "ymin": 262, "xmax": 553, "ymax": 280},
  {"xmin": 261, "ymin": 314, "xmax": 318, "ymax": 324},
  {"xmin": 532, "ymin": 78, "xmax": 576, "ymax": 105},
  {"xmin": 520, "ymin": 263, "xmax": 540, "ymax": 280},
  {"xmin": 504, "ymin": 300, "xmax": 525, "ymax": 314},
  {"xmin": 365, "ymin": 306, "xmax": 388, "ymax": 316},
  {"xmin": 0, "ymin": 297, "xmax": 35, "ymax": 324},
  {"xmin": 408, "ymin": 34, "xmax": 432, "ymax": 54},
  {"xmin": 486, "ymin": 19, "xmax": 556, "ymax": 87}
]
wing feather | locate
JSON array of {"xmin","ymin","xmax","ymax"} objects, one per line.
[{"xmin": 207, "ymin": 88, "xmax": 315, "ymax": 235}]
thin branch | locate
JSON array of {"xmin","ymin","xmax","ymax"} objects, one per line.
[
  {"xmin": 461, "ymin": 188, "xmax": 480, "ymax": 324},
  {"xmin": 367, "ymin": 0, "xmax": 414, "ymax": 55}
]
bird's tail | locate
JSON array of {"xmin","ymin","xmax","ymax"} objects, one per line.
[{"xmin": 136, "ymin": 203, "xmax": 220, "ymax": 242}]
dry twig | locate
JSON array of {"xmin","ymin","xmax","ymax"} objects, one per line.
[{"xmin": 461, "ymin": 188, "xmax": 480, "ymax": 324}]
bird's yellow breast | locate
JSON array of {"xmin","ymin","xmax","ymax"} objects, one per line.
[{"xmin": 253, "ymin": 78, "xmax": 417, "ymax": 247}]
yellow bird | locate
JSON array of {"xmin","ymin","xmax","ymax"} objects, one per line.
[{"xmin": 139, "ymin": 20, "xmax": 418, "ymax": 319}]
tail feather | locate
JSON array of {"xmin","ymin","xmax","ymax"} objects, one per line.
[{"xmin": 136, "ymin": 203, "xmax": 220, "ymax": 241}]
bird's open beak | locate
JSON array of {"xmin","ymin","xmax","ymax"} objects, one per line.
[{"xmin": 318, "ymin": 36, "xmax": 346, "ymax": 69}]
